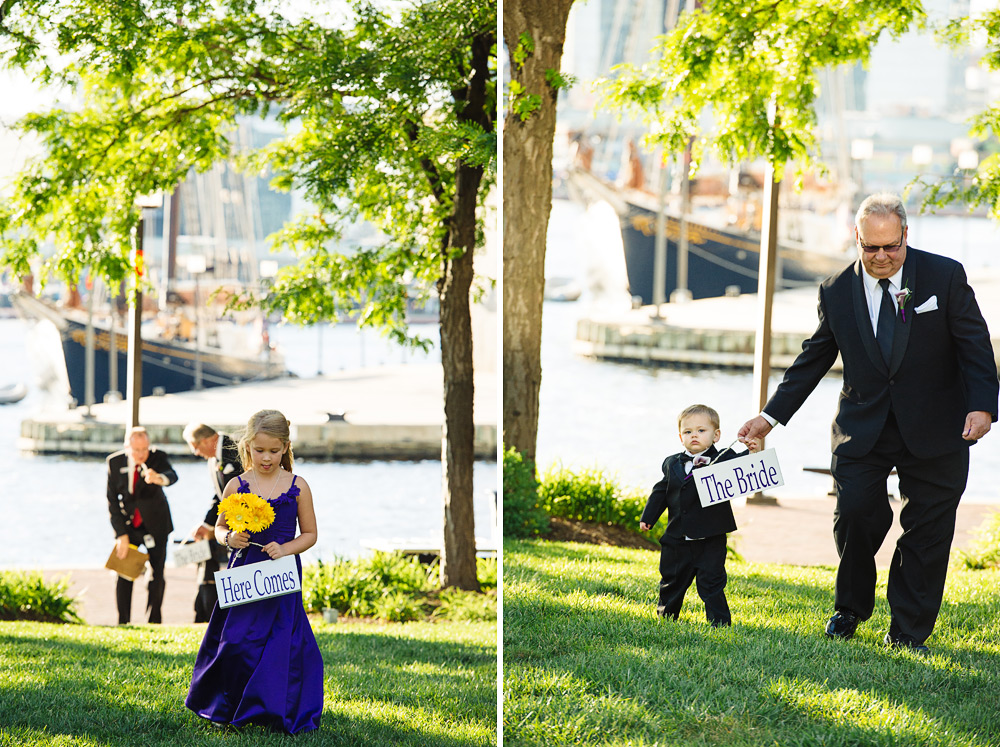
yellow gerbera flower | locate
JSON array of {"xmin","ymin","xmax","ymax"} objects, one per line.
[
  {"xmin": 221, "ymin": 492, "xmax": 275, "ymax": 534},
  {"xmin": 218, "ymin": 494, "xmax": 246, "ymax": 519},
  {"xmin": 244, "ymin": 500, "xmax": 276, "ymax": 533}
]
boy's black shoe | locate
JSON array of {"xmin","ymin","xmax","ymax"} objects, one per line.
[
  {"xmin": 824, "ymin": 610, "xmax": 859, "ymax": 640},
  {"xmin": 884, "ymin": 632, "xmax": 930, "ymax": 656}
]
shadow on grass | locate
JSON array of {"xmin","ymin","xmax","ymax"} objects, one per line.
[
  {"xmin": 313, "ymin": 627, "xmax": 496, "ymax": 719},
  {"xmin": 0, "ymin": 623, "xmax": 495, "ymax": 747},
  {"xmin": 504, "ymin": 541, "xmax": 1000, "ymax": 746}
]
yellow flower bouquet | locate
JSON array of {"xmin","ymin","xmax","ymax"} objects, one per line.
[{"xmin": 219, "ymin": 493, "xmax": 276, "ymax": 555}]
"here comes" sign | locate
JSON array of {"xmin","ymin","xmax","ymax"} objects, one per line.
[
  {"xmin": 214, "ymin": 555, "xmax": 301, "ymax": 608},
  {"xmin": 693, "ymin": 448, "xmax": 784, "ymax": 508}
]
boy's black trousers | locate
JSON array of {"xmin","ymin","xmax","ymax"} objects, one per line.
[{"xmin": 657, "ymin": 533, "xmax": 730, "ymax": 625}]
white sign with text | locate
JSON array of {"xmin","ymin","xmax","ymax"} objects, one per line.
[
  {"xmin": 693, "ymin": 448, "xmax": 784, "ymax": 508},
  {"xmin": 214, "ymin": 555, "xmax": 301, "ymax": 608},
  {"xmin": 173, "ymin": 539, "xmax": 212, "ymax": 567}
]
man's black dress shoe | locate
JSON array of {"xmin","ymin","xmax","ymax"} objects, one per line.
[
  {"xmin": 884, "ymin": 633, "xmax": 930, "ymax": 656},
  {"xmin": 824, "ymin": 610, "xmax": 859, "ymax": 640}
]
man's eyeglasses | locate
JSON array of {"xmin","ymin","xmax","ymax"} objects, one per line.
[{"xmin": 859, "ymin": 230, "xmax": 905, "ymax": 254}]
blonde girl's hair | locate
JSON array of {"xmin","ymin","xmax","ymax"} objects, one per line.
[{"xmin": 238, "ymin": 409, "xmax": 294, "ymax": 472}]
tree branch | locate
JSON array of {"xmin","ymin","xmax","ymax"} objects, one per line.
[
  {"xmin": 0, "ymin": 0, "xmax": 18, "ymax": 25},
  {"xmin": 406, "ymin": 118, "xmax": 447, "ymax": 206}
]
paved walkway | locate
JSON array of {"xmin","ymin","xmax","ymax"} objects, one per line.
[
  {"xmin": 40, "ymin": 499, "xmax": 997, "ymax": 626},
  {"xmin": 732, "ymin": 497, "xmax": 995, "ymax": 567},
  {"xmin": 43, "ymin": 565, "xmax": 205, "ymax": 626}
]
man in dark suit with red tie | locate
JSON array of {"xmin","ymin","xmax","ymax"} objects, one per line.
[
  {"xmin": 106, "ymin": 426, "xmax": 178, "ymax": 624},
  {"xmin": 739, "ymin": 192, "xmax": 998, "ymax": 654}
]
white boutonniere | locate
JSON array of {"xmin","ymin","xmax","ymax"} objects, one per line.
[
  {"xmin": 895, "ymin": 282, "xmax": 913, "ymax": 323},
  {"xmin": 684, "ymin": 454, "xmax": 713, "ymax": 482}
]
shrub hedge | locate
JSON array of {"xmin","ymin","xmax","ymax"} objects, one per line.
[
  {"xmin": 0, "ymin": 571, "xmax": 82, "ymax": 624},
  {"xmin": 502, "ymin": 446, "xmax": 549, "ymax": 539},
  {"xmin": 302, "ymin": 552, "xmax": 497, "ymax": 623}
]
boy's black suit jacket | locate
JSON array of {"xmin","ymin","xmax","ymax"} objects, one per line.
[
  {"xmin": 640, "ymin": 445, "xmax": 739, "ymax": 541},
  {"xmin": 765, "ymin": 248, "xmax": 998, "ymax": 458},
  {"xmin": 106, "ymin": 448, "xmax": 178, "ymax": 539}
]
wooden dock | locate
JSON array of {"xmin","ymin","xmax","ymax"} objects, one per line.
[
  {"xmin": 18, "ymin": 364, "xmax": 497, "ymax": 460},
  {"xmin": 575, "ymin": 270, "xmax": 1000, "ymax": 370},
  {"xmin": 358, "ymin": 537, "xmax": 498, "ymax": 563}
]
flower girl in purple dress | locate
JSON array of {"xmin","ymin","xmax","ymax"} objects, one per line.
[{"xmin": 186, "ymin": 409, "xmax": 323, "ymax": 733}]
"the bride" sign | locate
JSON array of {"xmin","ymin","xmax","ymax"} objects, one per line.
[
  {"xmin": 693, "ymin": 448, "xmax": 784, "ymax": 508},
  {"xmin": 214, "ymin": 555, "xmax": 301, "ymax": 608}
]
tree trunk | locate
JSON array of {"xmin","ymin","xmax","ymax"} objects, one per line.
[
  {"xmin": 502, "ymin": 0, "xmax": 574, "ymax": 463},
  {"xmin": 438, "ymin": 29, "xmax": 493, "ymax": 591},
  {"xmin": 439, "ymin": 181, "xmax": 480, "ymax": 591}
]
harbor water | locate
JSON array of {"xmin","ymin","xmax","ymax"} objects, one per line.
[
  {"xmin": 1, "ymin": 317, "xmax": 497, "ymax": 569},
  {"xmin": 536, "ymin": 198, "xmax": 1000, "ymax": 505}
]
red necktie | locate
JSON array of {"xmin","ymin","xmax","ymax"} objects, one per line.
[{"xmin": 132, "ymin": 467, "xmax": 143, "ymax": 528}]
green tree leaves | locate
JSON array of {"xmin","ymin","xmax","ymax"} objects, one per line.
[
  {"xmin": 0, "ymin": 0, "xmax": 496, "ymax": 345},
  {"xmin": 600, "ymin": 0, "xmax": 923, "ymax": 180}
]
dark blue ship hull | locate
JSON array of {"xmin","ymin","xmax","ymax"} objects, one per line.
[
  {"xmin": 13, "ymin": 292, "xmax": 285, "ymax": 405},
  {"xmin": 59, "ymin": 317, "xmax": 283, "ymax": 403},
  {"xmin": 621, "ymin": 203, "xmax": 850, "ymax": 304}
]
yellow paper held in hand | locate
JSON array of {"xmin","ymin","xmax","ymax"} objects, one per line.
[{"xmin": 105, "ymin": 543, "xmax": 149, "ymax": 581}]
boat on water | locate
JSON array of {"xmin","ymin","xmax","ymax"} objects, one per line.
[
  {"xmin": 568, "ymin": 167, "xmax": 854, "ymax": 304},
  {"xmin": 11, "ymin": 291, "xmax": 287, "ymax": 406},
  {"xmin": 0, "ymin": 382, "xmax": 27, "ymax": 405}
]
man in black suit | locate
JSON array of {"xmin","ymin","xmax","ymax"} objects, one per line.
[
  {"xmin": 107, "ymin": 427, "xmax": 178, "ymax": 624},
  {"xmin": 183, "ymin": 423, "xmax": 242, "ymax": 621},
  {"xmin": 739, "ymin": 192, "xmax": 998, "ymax": 654}
]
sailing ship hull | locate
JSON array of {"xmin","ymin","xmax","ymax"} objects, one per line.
[
  {"xmin": 60, "ymin": 317, "xmax": 282, "ymax": 402},
  {"xmin": 12, "ymin": 292, "xmax": 285, "ymax": 405},
  {"xmin": 621, "ymin": 202, "xmax": 851, "ymax": 304},
  {"xmin": 568, "ymin": 168, "xmax": 851, "ymax": 303}
]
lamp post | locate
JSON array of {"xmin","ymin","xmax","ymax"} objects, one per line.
[
  {"xmin": 955, "ymin": 144, "xmax": 979, "ymax": 262},
  {"xmin": 187, "ymin": 253, "xmax": 207, "ymax": 390},
  {"xmin": 259, "ymin": 260, "xmax": 278, "ymax": 378},
  {"xmin": 83, "ymin": 274, "xmax": 95, "ymax": 418},
  {"xmin": 850, "ymin": 138, "xmax": 874, "ymax": 206},
  {"xmin": 126, "ymin": 194, "xmax": 163, "ymax": 430}
]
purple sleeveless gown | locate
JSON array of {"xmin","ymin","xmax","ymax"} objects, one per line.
[{"xmin": 185, "ymin": 475, "xmax": 323, "ymax": 734}]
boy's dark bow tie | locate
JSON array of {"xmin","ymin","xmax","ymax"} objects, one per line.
[{"xmin": 682, "ymin": 453, "xmax": 712, "ymax": 467}]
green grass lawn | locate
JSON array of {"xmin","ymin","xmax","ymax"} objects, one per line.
[
  {"xmin": 503, "ymin": 540, "xmax": 1000, "ymax": 747},
  {"xmin": 0, "ymin": 618, "xmax": 497, "ymax": 747}
]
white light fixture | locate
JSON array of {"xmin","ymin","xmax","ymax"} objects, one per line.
[
  {"xmin": 186, "ymin": 254, "xmax": 207, "ymax": 274},
  {"xmin": 911, "ymin": 145, "xmax": 933, "ymax": 165},
  {"xmin": 135, "ymin": 192, "xmax": 164, "ymax": 209},
  {"xmin": 950, "ymin": 138, "xmax": 973, "ymax": 158},
  {"xmin": 851, "ymin": 139, "xmax": 874, "ymax": 160},
  {"xmin": 966, "ymin": 66, "xmax": 985, "ymax": 91},
  {"xmin": 259, "ymin": 260, "xmax": 279, "ymax": 279},
  {"xmin": 958, "ymin": 150, "xmax": 980, "ymax": 170}
]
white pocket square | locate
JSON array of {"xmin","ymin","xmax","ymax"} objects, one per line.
[{"xmin": 914, "ymin": 296, "xmax": 938, "ymax": 314}]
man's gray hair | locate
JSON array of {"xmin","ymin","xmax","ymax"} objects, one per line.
[
  {"xmin": 125, "ymin": 426, "xmax": 149, "ymax": 446},
  {"xmin": 183, "ymin": 422, "xmax": 217, "ymax": 444},
  {"xmin": 855, "ymin": 192, "xmax": 907, "ymax": 229}
]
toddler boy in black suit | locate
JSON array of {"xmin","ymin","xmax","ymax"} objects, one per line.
[{"xmin": 639, "ymin": 404, "xmax": 754, "ymax": 626}]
